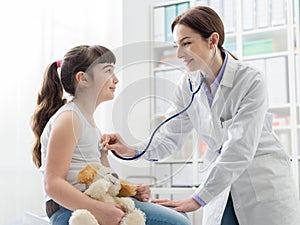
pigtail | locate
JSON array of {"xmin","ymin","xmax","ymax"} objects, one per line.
[
  {"xmin": 31, "ymin": 45, "xmax": 116, "ymax": 168},
  {"xmin": 31, "ymin": 62, "xmax": 66, "ymax": 168}
]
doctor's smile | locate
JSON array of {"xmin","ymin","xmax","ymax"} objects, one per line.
[
  {"xmin": 22, "ymin": 2, "xmax": 300, "ymax": 225},
  {"xmin": 101, "ymin": 5, "xmax": 300, "ymax": 225}
]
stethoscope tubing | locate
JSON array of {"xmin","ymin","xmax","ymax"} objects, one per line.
[
  {"xmin": 111, "ymin": 45, "xmax": 216, "ymax": 161},
  {"xmin": 111, "ymin": 76, "xmax": 206, "ymax": 161}
]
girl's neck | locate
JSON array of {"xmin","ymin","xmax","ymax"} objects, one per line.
[
  {"xmin": 72, "ymin": 98, "xmax": 98, "ymax": 127},
  {"xmin": 72, "ymin": 97, "xmax": 96, "ymax": 117}
]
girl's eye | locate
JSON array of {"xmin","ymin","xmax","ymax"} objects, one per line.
[{"xmin": 105, "ymin": 69, "xmax": 113, "ymax": 74}]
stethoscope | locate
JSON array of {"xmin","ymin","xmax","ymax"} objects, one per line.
[{"xmin": 110, "ymin": 45, "xmax": 217, "ymax": 161}]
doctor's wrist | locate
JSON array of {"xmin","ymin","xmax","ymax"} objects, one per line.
[
  {"xmin": 192, "ymin": 193, "xmax": 206, "ymax": 207},
  {"xmin": 125, "ymin": 147, "xmax": 138, "ymax": 157}
]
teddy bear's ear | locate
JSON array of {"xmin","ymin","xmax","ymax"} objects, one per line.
[{"xmin": 77, "ymin": 164, "xmax": 99, "ymax": 184}]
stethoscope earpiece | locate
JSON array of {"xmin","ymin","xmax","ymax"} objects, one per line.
[{"xmin": 111, "ymin": 44, "xmax": 217, "ymax": 161}]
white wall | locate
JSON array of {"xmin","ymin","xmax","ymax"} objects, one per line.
[
  {"xmin": 105, "ymin": 0, "xmax": 160, "ymax": 182},
  {"xmin": 0, "ymin": 0, "xmax": 123, "ymax": 224},
  {"xmin": 0, "ymin": 0, "xmax": 176, "ymax": 223}
]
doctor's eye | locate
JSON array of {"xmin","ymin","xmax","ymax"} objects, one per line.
[{"xmin": 182, "ymin": 42, "xmax": 192, "ymax": 47}]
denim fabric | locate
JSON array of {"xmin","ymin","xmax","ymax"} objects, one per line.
[
  {"xmin": 221, "ymin": 194, "xmax": 239, "ymax": 225},
  {"xmin": 50, "ymin": 199, "xmax": 191, "ymax": 225},
  {"xmin": 50, "ymin": 206, "xmax": 72, "ymax": 225},
  {"xmin": 132, "ymin": 198, "xmax": 191, "ymax": 225}
]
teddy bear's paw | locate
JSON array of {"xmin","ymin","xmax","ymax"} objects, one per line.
[
  {"xmin": 69, "ymin": 209, "xmax": 99, "ymax": 225},
  {"xmin": 120, "ymin": 209, "xmax": 146, "ymax": 225}
]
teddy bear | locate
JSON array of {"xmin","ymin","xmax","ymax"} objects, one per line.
[{"xmin": 68, "ymin": 163, "xmax": 146, "ymax": 225}]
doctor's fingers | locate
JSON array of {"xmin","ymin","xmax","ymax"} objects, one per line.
[
  {"xmin": 105, "ymin": 144, "xmax": 127, "ymax": 156},
  {"xmin": 101, "ymin": 134, "xmax": 110, "ymax": 145},
  {"xmin": 151, "ymin": 199, "xmax": 178, "ymax": 207},
  {"xmin": 101, "ymin": 134, "xmax": 120, "ymax": 145},
  {"xmin": 174, "ymin": 198, "xmax": 202, "ymax": 212}
]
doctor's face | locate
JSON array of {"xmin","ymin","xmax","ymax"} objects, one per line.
[{"xmin": 173, "ymin": 24, "xmax": 211, "ymax": 72}]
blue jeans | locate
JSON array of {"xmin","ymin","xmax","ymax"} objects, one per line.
[
  {"xmin": 50, "ymin": 199, "xmax": 191, "ymax": 225},
  {"xmin": 221, "ymin": 194, "xmax": 239, "ymax": 225},
  {"xmin": 49, "ymin": 205, "xmax": 72, "ymax": 225},
  {"xmin": 132, "ymin": 198, "xmax": 191, "ymax": 225}
]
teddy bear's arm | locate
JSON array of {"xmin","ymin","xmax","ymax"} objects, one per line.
[{"xmin": 119, "ymin": 181, "xmax": 137, "ymax": 197}]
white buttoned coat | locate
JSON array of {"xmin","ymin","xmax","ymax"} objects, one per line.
[{"xmin": 139, "ymin": 53, "xmax": 300, "ymax": 225}]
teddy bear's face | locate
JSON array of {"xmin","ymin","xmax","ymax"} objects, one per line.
[
  {"xmin": 77, "ymin": 164, "xmax": 121, "ymax": 197},
  {"xmin": 95, "ymin": 165, "xmax": 121, "ymax": 195}
]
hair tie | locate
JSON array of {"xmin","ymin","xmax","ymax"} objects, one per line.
[{"xmin": 56, "ymin": 60, "xmax": 62, "ymax": 68}]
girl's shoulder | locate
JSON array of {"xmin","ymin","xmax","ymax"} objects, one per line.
[{"xmin": 50, "ymin": 102, "xmax": 82, "ymax": 128}]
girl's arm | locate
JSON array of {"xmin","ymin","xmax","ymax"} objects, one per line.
[{"xmin": 44, "ymin": 111, "xmax": 124, "ymax": 225}]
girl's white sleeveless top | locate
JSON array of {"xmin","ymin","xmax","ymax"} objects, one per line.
[{"xmin": 40, "ymin": 102, "xmax": 101, "ymax": 201}]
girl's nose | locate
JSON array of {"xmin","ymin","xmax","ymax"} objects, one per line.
[{"xmin": 113, "ymin": 74, "xmax": 119, "ymax": 84}]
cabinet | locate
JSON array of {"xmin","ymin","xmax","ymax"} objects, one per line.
[{"xmin": 149, "ymin": 0, "xmax": 300, "ymax": 197}]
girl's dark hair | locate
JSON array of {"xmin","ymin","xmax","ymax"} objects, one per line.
[
  {"xmin": 171, "ymin": 6, "xmax": 237, "ymax": 59},
  {"xmin": 31, "ymin": 45, "xmax": 116, "ymax": 168}
]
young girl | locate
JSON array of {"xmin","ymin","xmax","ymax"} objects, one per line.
[{"xmin": 31, "ymin": 45, "xmax": 190, "ymax": 225}]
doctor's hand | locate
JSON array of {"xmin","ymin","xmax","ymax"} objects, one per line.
[
  {"xmin": 151, "ymin": 197, "xmax": 201, "ymax": 212},
  {"xmin": 101, "ymin": 133, "xmax": 136, "ymax": 157}
]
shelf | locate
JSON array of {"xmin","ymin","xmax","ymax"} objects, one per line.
[
  {"xmin": 273, "ymin": 126, "xmax": 292, "ymax": 132},
  {"xmin": 242, "ymin": 28, "xmax": 288, "ymax": 55},
  {"xmin": 242, "ymin": 25, "xmax": 288, "ymax": 36},
  {"xmin": 268, "ymin": 104, "xmax": 291, "ymax": 109},
  {"xmin": 150, "ymin": 0, "xmax": 300, "ymax": 194},
  {"xmin": 225, "ymin": 33, "xmax": 237, "ymax": 38},
  {"xmin": 243, "ymin": 51, "xmax": 289, "ymax": 61}
]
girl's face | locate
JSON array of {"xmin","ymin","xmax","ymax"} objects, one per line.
[
  {"xmin": 92, "ymin": 63, "xmax": 118, "ymax": 103},
  {"xmin": 173, "ymin": 24, "xmax": 211, "ymax": 72}
]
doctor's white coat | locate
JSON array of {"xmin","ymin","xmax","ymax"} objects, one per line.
[{"xmin": 138, "ymin": 54, "xmax": 300, "ymax": 225}]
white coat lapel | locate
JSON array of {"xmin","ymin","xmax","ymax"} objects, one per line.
[{"xmin": 210, "ymin": 54, "xmax": 238, "ymax": 110}]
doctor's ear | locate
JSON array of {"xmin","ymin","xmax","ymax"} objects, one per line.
[{"xmin": 209, "ymin": 32, "xmax": 219, "ymax": 47}]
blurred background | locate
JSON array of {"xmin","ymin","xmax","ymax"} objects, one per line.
[{"xmin": 0, "ymin": 0, "xmax": 299, "ymax": 224}]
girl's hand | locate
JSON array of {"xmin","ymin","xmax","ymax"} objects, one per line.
[
  {"xmin": 135, "ymin": 184, "xmax": 151, "ymax": 202},
  {"xmin": 93, "ymin": 201, "xmax": 125, "ymax": 225},
  {"xmin": 151, "ymin": 197, "xmax": 201, "ymax": 212}
]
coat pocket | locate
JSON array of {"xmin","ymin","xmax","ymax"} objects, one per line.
[
  {"xmin": 247, "ymin": 153, "xmax": 295, "ymax": 202},
  {"xmin": 219, "ymin": 117, "xmax": 233, "ymax": 142}
]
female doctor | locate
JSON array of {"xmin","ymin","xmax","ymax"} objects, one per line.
[{"xmin": 103, "ymin": 6, "xmax": 300, "ymax": 225}]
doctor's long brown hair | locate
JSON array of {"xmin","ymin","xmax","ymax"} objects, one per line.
[
  {"xmin": 171, "ymin": 6, "xmax": 238, "ymax": 60},
  {"xmin": 31, "ymin": 45, "xmax": 116, "ymax": 168}
]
